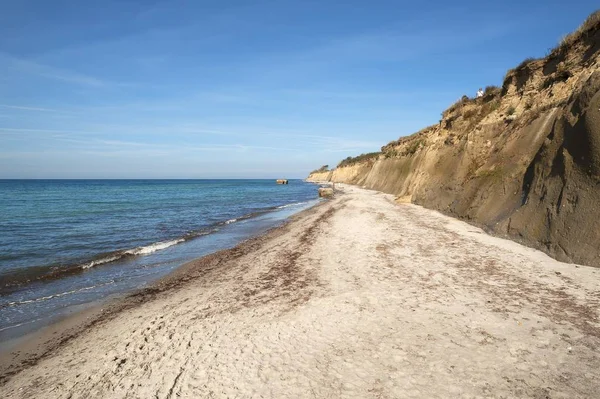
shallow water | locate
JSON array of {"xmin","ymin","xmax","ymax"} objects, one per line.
[{"xmin": 0, "ymin": 179, "xmax": 319, "ymax": 343}]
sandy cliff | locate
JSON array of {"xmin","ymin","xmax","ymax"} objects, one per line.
[{"xmin": 308, "ymin": 12, "xmax": 600, "ymax": 267}]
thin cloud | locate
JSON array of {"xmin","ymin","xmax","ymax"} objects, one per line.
[
  {"xmin": 0, "ymin": 53, "xmax": 124, "ymax": 88},
  {"xmin": 0, "ymin": 104, "xmax": 74, "ymax": 114},
  {"xmin": 0, "ymin": 125, "xmax": 381, "ymax": 152},
  {"xmin": 0, "ymin": 127, "xmax": 87, "ymax": 135},
  {"xmin": 37, "ymin": 134, "xmax": 301, "ymax": 153},
  {"xmin": 7, "ymin": 56, "xmax": 104, "ymax": 87}
]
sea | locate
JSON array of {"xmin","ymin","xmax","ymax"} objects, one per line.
[{"xmin": 0, "ymin": 179, "xmax": 319, "ymax": 347}]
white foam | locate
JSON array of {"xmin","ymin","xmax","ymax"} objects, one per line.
[
  {"xmin": 6, "ymin": 281, "xmax": 114, "ymax": 307},
  {"xmin": 126, "ymin": 239, "xmax": 185, "ymax": 256},
  {"xmin": 70, "ymin": 202, "xmax": 313, "ymax": 274},
  {"xmin": 82, "ymin": 254, "xmax": 122, "ymax": 269},
  {"xmin": 0, "ymin": 317, "xmax": 45, "ymax": 332},
  {"xmin": 80, "ymin": 238, "xmax": 186, "ymax": 270},
  {"xmin": 277, "ymin": 201, "xmax": 307, "ymax": 209}
]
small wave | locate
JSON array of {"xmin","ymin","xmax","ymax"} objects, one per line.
[
  {"xmin": 79, "ymin": 239, "xmax": 184, "ymax": 269},
  {"xmin": 277, "ymin": 201, "xmax": 308, "ymax": 209},
  {"xmin": 1, "ymin": 239, "xmax": 189, "ymax": 292},
  {"xmin": 0, "ymin": 316, "xmax": 46, "ymax": 332},
  {"xmin": 1, "ymin": 201, "xmax": 315, "ymax": 292},
  {"xmin": 184, "ymin": 229, "xmax": 217, "ymax": 240},
  {"xmin": 81, "ymin": 254, "xmax": 125, "ymax": 269},
  {"xmin": 2, "ymin": 281, "xmax": 114, "ymax": 309},
  {"xmin": 125, "ymin": 239, "xmax": 185, "ymax": 256}
]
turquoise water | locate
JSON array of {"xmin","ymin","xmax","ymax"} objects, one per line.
[{"xmin": 0, "ymin": 179, "xmax": 319, "ymax": 343}]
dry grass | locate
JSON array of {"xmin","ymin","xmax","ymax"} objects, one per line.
[
  {"xmin": 382, "ymin": 136, "xmax": 427, "ymax": 158},
  {"xmin": 461, "ymin": 98, "xmax": 500, "ymax": 131},
  {"xmin": 337, "ymin": 152, "xmax": 381, "ymax": 168},
  {"xmin": 515, "ymin": 57, "xmax": 537, "ymax": 71},
  {"xmin": 462, "ymin": 108, "xmax": 478, "ymax": 119},
  {"xmin": 471, "ymin": 99, "xmax": 500, "ymax": 122},
  {"xmin": 310, "ymin": 165, "xmax": 329, "ymax": 174},
  {"xmin": 503, "ymin": 10, "xmax": 599, "ymax": 83},
  {"xmin": 381, "ymin": 126, "xmax": 436, "ymax": 153},
  {"xmin": 553, "ymin": 10, "xmax": 600, "ymax": 54},
  {"xmin": 445, "ymin": 96, "xmax": 470, "ymax": 115},
  {"xmin": 504, "ymin": 58, "xmax": 537, "ymax": 80},
  {"xmin": 484, "ymin": 86, "xmax": 501, "ymax": 96},
  {"xmin": 384, "ymin": 149, "xmax": 398, "ymax": 159},
  {"xmin": 403, "ymin": 138, "xmax": 425, "ymax": 155}
]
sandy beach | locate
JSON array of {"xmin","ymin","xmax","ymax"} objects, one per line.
[{"xmin": 1, "ymin": 184, "xmax": 599, "ymax": 398}]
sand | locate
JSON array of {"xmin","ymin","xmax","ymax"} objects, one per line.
[{"xmin": 1, "ymin": 184, "xmax": 599, "ymax": 398}]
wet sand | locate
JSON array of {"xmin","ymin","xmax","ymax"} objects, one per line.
[{"xmin": 1, "ymin": 184, "xmax": 599, "ymax": 398}]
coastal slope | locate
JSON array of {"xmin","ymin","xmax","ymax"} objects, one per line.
[
  {"xmin": 1, "ymin": 185, "xmax": 599, "ymax": 398},
  {"xmin": 308, "ymin": 12, "xmax": 600, "ymax": 267}
]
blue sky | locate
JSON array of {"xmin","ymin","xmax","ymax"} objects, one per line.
[{"xmin": 0, "ymin": 0, "xmax": 597, "ymax": 178}]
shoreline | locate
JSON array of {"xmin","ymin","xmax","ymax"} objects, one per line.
[
  {"xmin": 0, "ymin": 199, "xmax": 316, "ymax": 292},
  {"xmin": 0, "ymin": 179, "xmax": 320, "ymax": 345},
  {"xmin": 2, "ymin": 184, "xmax": 599, "ymax": 397},
  {"xmin": 0, "ymin": 198, "xmax": 328, "ymax": 384}
]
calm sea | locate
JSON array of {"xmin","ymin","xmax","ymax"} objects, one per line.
[{"xmin": 0, "ymin": 179, "xmax": 319, "ymax": 345}]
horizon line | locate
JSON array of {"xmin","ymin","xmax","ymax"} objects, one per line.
[{"xmin": 0, "ymin": 177, "xmax": 307, "ymax": 180}]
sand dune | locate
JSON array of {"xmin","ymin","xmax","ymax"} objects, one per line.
[{"xmin": 1, "ymin": 184, "xmax": 599, "ymax": 398}]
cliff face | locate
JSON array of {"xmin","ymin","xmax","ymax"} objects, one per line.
[{"xmin": 308, "ymin": 12, "xmax": 600, "ymax": 267}]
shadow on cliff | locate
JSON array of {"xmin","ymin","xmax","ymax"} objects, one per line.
[{"xmin": 307, "ymin": 11, "xmax": 600, "ymax": 267}]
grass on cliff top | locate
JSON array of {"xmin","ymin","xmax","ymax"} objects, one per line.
[
  {"xmin": 444, "ymin": 10, "xmax": 599, "ymax": 123},
  {"xmin": 484, "ymin": 85, "xmax": 501, "ymax": 96},
  {"xmin": 555, "ymin": 9, "xmax": 600, "ymax": 53},
  {"xmin": 335, "ymin": 11, "xmax": 599, "ymax": 171},
  {"xmin": 504, "ymin": 10, "xmax": 599, "ymax": 78},
  {"xmin": 310, "ymin": 165, "xmax": 330, "ymax": 174},
  {"xmin": 514, "ymin": 57, "xmax": 538, "ymax": 72},
  {"xmin": 338, "ymin": 152, "xmax": 381, "ymax": 168}
]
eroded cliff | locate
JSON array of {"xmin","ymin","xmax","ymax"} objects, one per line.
[{"xmin": 308, "ymin": 11, "xmax": 600, "ymax": 267}]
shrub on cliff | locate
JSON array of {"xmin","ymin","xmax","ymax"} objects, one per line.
[
  {"xmin": 338, "ymin": 152, "xmax": 381, "ymax": 168},
  {"xmin": 310, "ymin": 165, "xmax": 330, "ymax": 174},
  {"xmin": 484, "ymin": 86, "xmax": 501, "ymax": 96},
  {"xmin": 462, "ymin": 108, "xmax": 478, "ymax": 119},
  {"xmin": 384, "ymin": 149, "xmax": 399, "ymax": 158},
  {"xmin": 445, "ymin": 96, "xmax": 470, "ymax": 115},
  {"xmin": 404, "ymin": 138, "xmax": 425, "ymax": 155},
  {"xmin": 515, "ymin": 57, "xmax": 537, "ymax": 71}
]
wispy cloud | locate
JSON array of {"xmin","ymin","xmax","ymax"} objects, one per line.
[
  {"xmin": 0, "ymin": 52, "xmax": 149, "ymax": 89},
  {"xmin": 0, "ymin": 123, "xmax": 380, "ymax": 155},
  {"xmin": 58, "ymin": 136, "xmax": 303, "ymax": 153},
  {"xmin": 0, "ymin": 104, "xmax": 75, "ymax": 115},
  {"xmin": 1, "ymin": 53, "xmax": 106, "ymax": 87},
  {"xmin": 0, "ymin": 127, "xmax": 86, "ymax": 135},
  {"xmin": 233, "ymin": 15, "xmax": 519, "ymax": 86}
]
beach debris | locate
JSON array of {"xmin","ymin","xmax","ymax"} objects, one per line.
[{"xmin": 318, "ymin": 187, "xmax": 334, "ymax": 198}]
